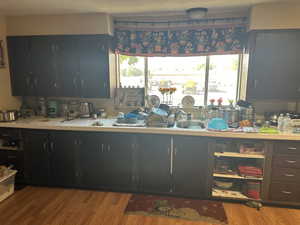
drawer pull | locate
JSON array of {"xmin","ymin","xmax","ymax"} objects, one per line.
[
  {"xmin": 284, "ymin": 174, "xmax": 295, "ymax": 177},
  {"xmin": 286, "ymin": 160, "xmax": 297, "ymax": 164},
  {"xmin": 287, "ymin": 147, "xmax": 297, "ymax": 150},
  {"xmin": 281, "ymin": 191, "xmax": 292, "ymax": 195}
]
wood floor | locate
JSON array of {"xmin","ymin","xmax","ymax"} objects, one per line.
[{"xmin": 0, "ymin": 186, "xmax": 299, "ymax": 225}]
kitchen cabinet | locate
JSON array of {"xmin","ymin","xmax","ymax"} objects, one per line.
[
  {"xmin": 247, "ymin": 30, "xmax": 300, "ymax": 100},
  {"xmin": 267, "ymin": 141, "xmax": 300, "ymax": 205},
  {"xmin": 23, "ymin": 130, "xmax": 50, "ymax": 185},
  {"xmin": 7, "ymin": 35, "xmax": 115, "ymax": 98},
  {"xmin": 55, "ymin": 36, "xmax": 80, "ymax": 97},
  {"xmin": 7, "ymin": 37, "xmax": 34, "ymax": 96},
  {"xmin": 78, "ymin": 132, "xmax": 134, "ymax": 190},
  {"xmin": 102, "ymin": 133, "xmax": 135, "ymax": 190},
  {"xmin": 172, "ymin": 136, "xmax": 208, "ymax": 198},
  {"xmin": 23, "ymin": 130, "xmax": 77, "ymax": 187},
  {"xmin": 78, "ymin": 132, "xmax": 106, "ymax": 188},
  {"xmin": 48, "ymin": 131, "xmax": 77, "ymax": 187},
  {"xmin": 136, "ymin": 134, "xmax": 172, "ymax": 194},
  {"xmin": 30, "ymin": 36, "xmax": 59, "ymax": 97},
  {"xmin": 77, "ymin": 35, "xmax": 110, "ymax": 98}
]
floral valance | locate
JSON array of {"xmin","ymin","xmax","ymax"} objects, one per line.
[{"xmin": 114, "ymin": 18, "xmax": 248, "ymax": 56}]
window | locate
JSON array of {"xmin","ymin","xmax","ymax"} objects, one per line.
[{"xmin": 119, "ymin": 54, "xmax": 241, "ymax": 106}]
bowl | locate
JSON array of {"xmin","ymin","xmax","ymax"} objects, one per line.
[{"xmin": 214, "ymin": 180, "xmax": 233, "ymax": 189}]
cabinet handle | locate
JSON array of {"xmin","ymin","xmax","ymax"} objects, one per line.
[
  {"xmin": 170, "ymin": 137, "xmax": 173, "ymax": 175},
  {"xmin": 286, "ymin": 160, "xmax": 297, "ymax": 164},
  {"xmin": 81, "ymin": 79, "xmax": 85, "ymax": 87},
  {"xmin": 254, "ymin": 79, "xmax": 258, "ymax": 89},
  {"xmin": 174, "ymin": 147, "xmax": 177, "ymax": 156},
  {"xmin": 101, "ymin": 144, "xmax": 104, "ymax": 152},
  {"xmin": 281, "ymin": 191, "xmax": 292, "ymax": 195},
  {"xmin": 53, "ymin": 82, "xmax": 57, "ymax": 88},
  {"xmin": 43, "ymin": 142, "xmax": 47, "ymax": 151},
  {"xmin": 34, "ymin": 77, "xmax": 38, "ymax": 87},
  {"xmin": 284, "ymin": 174, "xmax": 295, "ymax": 177},
  {"xmin": 7, "ymin": 155, "xmax": 17, "ymax": 159},
  {"xmin": 50, "ymin": 141, "xmax": 54, "ymax": 152},
  {"xmin": 26, "ymin": 76, "xmax": 30, "ymax": 86},
  {"xmin": 73, "ymin": 77, "xmax": 77, "ymax": 87},
  {"xmin": 107, "ymin": 144, "xmax": 111, "ymax": 152},
  {"xmin": 287, "ymin": 147, "xmax": 297, "ymax": 151}
]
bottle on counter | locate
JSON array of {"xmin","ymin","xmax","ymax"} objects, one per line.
[
  {"xmin": 283, "ymin": 113, "xmax": 292, "ymax": 133},
  {"xmin": 277, "ymin": 113, "xmax": 284, "ymax": 132}
]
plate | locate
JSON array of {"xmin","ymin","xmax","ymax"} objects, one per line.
[
  {"xmin": 182, "ymin": 96, "xmax": 195, "ymax": 107},
  {"xmin": 148, "ymin": 95, "xmax": 160, "ymax": 107}
]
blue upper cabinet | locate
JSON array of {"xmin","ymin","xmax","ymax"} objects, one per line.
[
  {"xmin": 7, "ymin": 34, "xmax": 115, "ymax": 98},
  {"xmin": 246, "ymin": 30, "xmax": 300, "ymax": 100}
]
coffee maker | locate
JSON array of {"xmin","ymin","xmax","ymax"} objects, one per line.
[{"xmin": 79, "ymin": 102, "xmax": 93, "ymax": 118}]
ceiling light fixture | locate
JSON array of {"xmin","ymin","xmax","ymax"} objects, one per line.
[{"xmin": 186, "ymin": 8, "xmax": 208, "ymax": 19}]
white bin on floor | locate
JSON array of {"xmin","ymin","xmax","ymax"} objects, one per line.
[{"xmin": 0, "ymin": 170, "xmax": 17, "ymax": 202}]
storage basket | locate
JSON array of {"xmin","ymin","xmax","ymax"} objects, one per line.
[{"xmin": 0, "ymin": 170, "xmax": 17, "ymax": 202}]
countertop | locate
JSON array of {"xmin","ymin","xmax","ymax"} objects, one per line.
[{"xmin": 0, "ymin": 117, "xmax": 300, "ymax": 141}]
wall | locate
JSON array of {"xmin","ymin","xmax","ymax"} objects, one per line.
[
  {"xmin": 6, "ymin": 13, "xmax": 114, "ymax": 36},
  {"xmin": 0, "ymin": 15, "xmax": 20, "ymax": 110},
  {"xmin": 250, "ymin": 3, "xmax": 300, "ymax": 30}
]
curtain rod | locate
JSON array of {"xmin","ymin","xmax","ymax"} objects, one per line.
[{"xmin": 114, "ymin": 16, "xmax": 248, "ymax": 25}]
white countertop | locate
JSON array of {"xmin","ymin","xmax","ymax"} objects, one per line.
[{"xmin": 1, "ymin": 117, "xmax": 300, "ymax": 141}]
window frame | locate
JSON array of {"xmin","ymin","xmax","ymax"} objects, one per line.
[{"xmin": 117, "ymin": 54, "xmax": 244, "ymax": 106}]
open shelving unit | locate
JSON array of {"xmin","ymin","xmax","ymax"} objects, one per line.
[
  {"xmin": 214, "ymin": 152, "xmax": 265, "ymax": 159},
  {"xmin": 0, "ymin": 146, "xmax": 19, "ymax": 151},
  {"xmin": 212, "ymin": 188, "xmax": 261, "ymax": 201},
  {"xmin": 213, "ymin": 173, "xmax": 263, "ymax": 181},
  {"xmin": 209, "ymin": 140, "xmax": 266, "ymax": 202}
]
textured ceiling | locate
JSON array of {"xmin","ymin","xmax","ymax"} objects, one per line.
[{"xmin": 0, "ymin": 0, "xmax": 294, "ymax": 15}]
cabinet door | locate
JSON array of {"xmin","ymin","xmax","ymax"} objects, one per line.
[
  {"xmin": 103, "ymin": 133, "xmax": 134, "ymax": 190},
  {"xmin": 6, "ymin": 151, "xmax": 25, "ymax": 184},
  {"xmin": 173, "ymin": 136, "xmax": 208, "ymax": 198},
  {"xmin": 23, "ymin": 130, "xmax": 50, "ymax": 185},
  {"xmin": 137, "ymin": 134, "xmax": 171, "ymax": 194},
  {"xmin": 48, "ymin": 132, "xmax": 77, "ymax": 187},
  {"xmin": 30, "ymin": 36, "xmax": 58, "ymax": 97},
  {"xmin": 247, "ymin": 31, "xmax": 300, "ymax": 100},
  {"xmin": 7, "ymin": 37, "xmax": 35, "ymax": 96},
  {"xmin": 79, "ymin": 132, "xmax": 106, "ymax": 188},
  {"xmin": 77, "ymin": 35, "xmax": 110, "ymax": 98},
  {"xmin": 55, "ymin": 36, "xmax": 81, "ymax": 97}
]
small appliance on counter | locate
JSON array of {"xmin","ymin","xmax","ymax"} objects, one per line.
[
  {"xmin": 0, "ymin": 110, "xmax": 19, "ymax": 122},
  {"xmin": 264, "ymin": 111, "xmax": 300, "ymax": 126},
  {"xmin": 47, "ymin": 100, "xmax": 59, "ymax": 118},
  {"xmin": 79, "ymin": 102, "xmax": 94, "ymax": 118}
]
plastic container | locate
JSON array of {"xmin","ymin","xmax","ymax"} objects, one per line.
[
  {"xmin": 277, "ymin": 113, "xmax": 284, "ymax": 132},
  {"xmin": 0, "ymin": 170, "xmax": 17, "ymax": 202}
]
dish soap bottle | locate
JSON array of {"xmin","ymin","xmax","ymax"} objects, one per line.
[{"xmin": 277, "ymin": 113, "xmax": 284, "ymax": 132}]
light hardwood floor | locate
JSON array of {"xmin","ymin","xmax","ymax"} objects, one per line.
[{"xmin": 0, "ymin": 186, "xmax": 299, "ymax": 225}]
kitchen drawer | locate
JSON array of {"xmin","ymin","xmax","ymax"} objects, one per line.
[
  {"xmin": 274, "ymin": 142, "xmax": 300, "ymax": 155},
  {"xmin": 272, "ymin": 167, "xmax": 300, "ymax": 183},
  {"xmin": 269, "ymin": 182, "xmax": 300, "ymax": 202},
  {"xmin": 273, "ymin": 155, "xmax": 300, "ymax": 169}
]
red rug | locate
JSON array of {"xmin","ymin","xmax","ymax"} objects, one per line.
[{"xmin": 125, "ymin": 194, "xmax": 228, "ymax": 225}]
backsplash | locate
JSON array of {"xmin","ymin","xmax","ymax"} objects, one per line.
[{"xmin": 20, "ymin": 96, "xmax": 300, "ymax": 120}]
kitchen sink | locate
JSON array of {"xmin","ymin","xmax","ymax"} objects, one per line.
[{"xmin": 176, "ymin": 120, "xmax": 206, "ymax": 129}]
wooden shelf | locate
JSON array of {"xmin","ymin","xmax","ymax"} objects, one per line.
[
  {"xmin": 213, "ymin": 173, "xmax": 263, "ymax": 181},
  {"xmin": 212, "ymin": 188, "xmax": 261, "ymax": 202},
  {"xmin": 0, "ymin": 146, "xmax": 19, "ymax": 151},
  {"xmin": 214, "ymin": 152, "xmax": 265, "ymax": 159}
]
